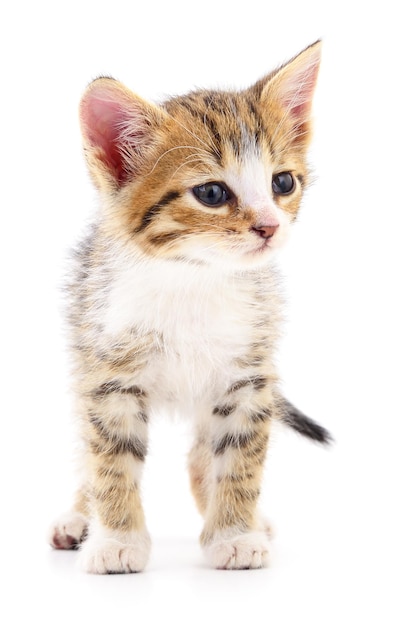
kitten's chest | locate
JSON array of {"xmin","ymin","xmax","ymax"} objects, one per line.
[
  {"xmin": 104, "ymin": 261, "xmax": 256, "ymax": 343},
  {"xmin": 100, "ymin": 259, "xmax": 277, "ymax": 397}
]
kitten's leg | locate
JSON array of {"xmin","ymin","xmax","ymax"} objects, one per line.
[
  {"xmin": 200, "ymin": 380, "xmax": 273, "ymax": 570},
  {"xmin": 189, "ymin": 436, "xmax": 273, "ymax": 539},
  {"xmin": 76, "ymin": 382, "xmax": 151, "ymax": 574},
  {"xmin": 188, "ymin": 434, "xmax": 212, "ymax": 516}
]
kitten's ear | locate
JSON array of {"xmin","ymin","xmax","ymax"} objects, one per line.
[
  {"xmin": 260, "ymin": 41, "xmax": 321, "ymax": 141},
  {"xmin": 79, "ymin": 77, "xmax": 166, "ymax": 191}
]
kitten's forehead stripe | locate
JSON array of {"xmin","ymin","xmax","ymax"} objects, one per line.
[
  {"xmin": 165, "ymin": 96, "xmax": 223, "ymax": 164},
  {"xmin": 165, "ymin": 90, "xmax": 272, "ymax": 166}
]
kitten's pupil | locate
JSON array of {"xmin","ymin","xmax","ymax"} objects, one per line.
[
  {"xmin": 193, "ymin": 182, "xmax": 230, "ymax": 207},
  {"xmin": 272, "ymin": 172, "xmax": 295, "ymax": 195}
]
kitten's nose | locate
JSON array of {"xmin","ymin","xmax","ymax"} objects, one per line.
[{"xmin": 252, "ymin": 224, "xmax": 279, "ymax": 239}]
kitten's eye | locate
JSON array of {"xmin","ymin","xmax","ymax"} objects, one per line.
[
  {"xmin": 272, "ymin": 172, "xmax": 295, "ymax": 195},
  {"xmin": 192, "ymin": 182, "xmax": 230, "ymax": 207}
]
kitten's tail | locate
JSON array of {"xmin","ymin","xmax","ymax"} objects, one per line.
[{"xmin": 278, "ymin": 397, "xmax": 333, "ymax": 445}]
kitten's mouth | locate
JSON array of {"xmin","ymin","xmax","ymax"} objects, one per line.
[
  {"xmin": 248, "ymin": 225, "xmax": 278, "ymax": 256},
  {"xmin": 242, "ymin": 239, "xmax": 272, "ymax": 261},
  {"xmin": 250, "ymin": 233, "xmax": 274, "ymax": 254}
]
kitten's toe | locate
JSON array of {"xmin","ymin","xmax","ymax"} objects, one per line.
[
  {"xmin": 49, "ymin": 511, "xmax": 89, "ymax": 549},
  {"xmin": 203, "ymin": 531, "xmax": 271, "ymax": 570},
  {"xmin": 78, "ymin": 530, "xmax": 151, "ymax": 574}
]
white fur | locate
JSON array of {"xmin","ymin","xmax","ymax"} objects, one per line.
[
  {"xmin": 224, "ymin": 151, "xmax": 292, "ymax": 238},
  {"xmin": 224, "ymin": 152, "xmax": 276, "ymax": 218},
  {"xmin": 78, "ymin": 519, "xmax": 151, "ymax": 574},
  {"xmin": 48, "ymin": 511, "xmax": 88, "ymax": 549},
  {"xmin": 203, "ymin": 529, "xmax": 271, "ymax": 569},
  {"xmin": 99, "ymin": 251, "xmax": 278, "ymax": 415}
]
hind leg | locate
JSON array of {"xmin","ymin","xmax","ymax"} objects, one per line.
[
  {"xmin": 188, "ymin": 435, "xmax": 213, "ymax": 516},
  {"xmin": 49, "ymin": 487, "xmax": 89, "ymax": 550}
]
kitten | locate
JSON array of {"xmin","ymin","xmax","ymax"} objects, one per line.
[{"xmin": 49, "ymin": 41, "xmax": 330, "ymax": 573}]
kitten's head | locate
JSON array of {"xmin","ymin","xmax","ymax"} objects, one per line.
[{"xmin": 80, "ymin": 41, "xmax": 321, "ymax": 268}]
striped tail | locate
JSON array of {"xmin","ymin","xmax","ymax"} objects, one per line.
[{"xmin": 279, "ymin": 397, "xmax": 333, "ymax": 445}]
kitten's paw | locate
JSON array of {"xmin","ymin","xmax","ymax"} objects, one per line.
[
  {"xmin": 203, "ymin": 531, "xmax": 271, "ymax": 570},
  {"xmin": 78, "ymin": 529, "xmax": 151, "ymax": 574},
  {"xmin": 49, "ymin": 511, "xmax": 88, "ymax": 550}
]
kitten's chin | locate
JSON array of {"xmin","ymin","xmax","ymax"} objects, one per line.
[
  {"xmin": 227, "ymin": 236, "xmax": 285, "ymax": 268},
  {"xmin": 239, "ymin": 245, "xmax": 279, "ymax": 268},
  {"xmin": 181, "ymin": 243, "xmax": 280, "ymax": 270}
]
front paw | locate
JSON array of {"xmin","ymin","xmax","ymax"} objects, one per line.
[
  {"xmin": 49, "ymin": 511, "xmax": 88, "ymax": 549},
  {"xmin": 203, "ymin": 530, "xmax": 271, "ymax": 570},
  {"xmin": 78, "ymin": 529, "xmax": 151, "ymax": 574}
]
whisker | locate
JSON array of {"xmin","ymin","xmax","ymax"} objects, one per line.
[
  {"xmin": 164, "ymin": 110, "xmax": 217, "ymax": 155},
  {"xmin": 147, "ymin": 145, "xmax": 212, "ymax": 176},
  {"xmin": 169, "ymin": 157, "xmax": 208, "ymax": 181}
]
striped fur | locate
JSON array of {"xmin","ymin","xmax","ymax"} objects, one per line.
[{"xmin": 49, "ymin": 41, "xmax": 330, "ymax": 574}]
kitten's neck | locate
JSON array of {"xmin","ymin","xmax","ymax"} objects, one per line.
[{"xmin": 99, "ymin": 235, "xmax": 280, "ymax": 341}]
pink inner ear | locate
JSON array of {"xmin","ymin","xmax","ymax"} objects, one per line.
[
  {"xmin": 278, "ymin": 45, "xmax": 320, "ymax": 125},
  {"xmin": 85, "ymin": 97, "xmax": 124, "ymax": 146},
  {"xmin": 80, "ymin": 90, "xmax": 138, "ymax": 185},
  {"xmin": 284, "ymin": 64, "xmax": 319, "ymax": 122}
]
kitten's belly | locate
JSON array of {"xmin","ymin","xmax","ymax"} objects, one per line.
[{"xmin": 147, "ymin": 324, "xmax": 251, "ymax": 410}]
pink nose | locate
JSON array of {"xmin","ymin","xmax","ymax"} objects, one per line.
[{"xmin": 251, "ymin": 224, "xmax": 279, "ymax": 239}]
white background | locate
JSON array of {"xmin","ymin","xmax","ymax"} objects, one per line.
[{"xmin": 1, "ymin": 1, "xmax": 393, "ymax": 624}]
